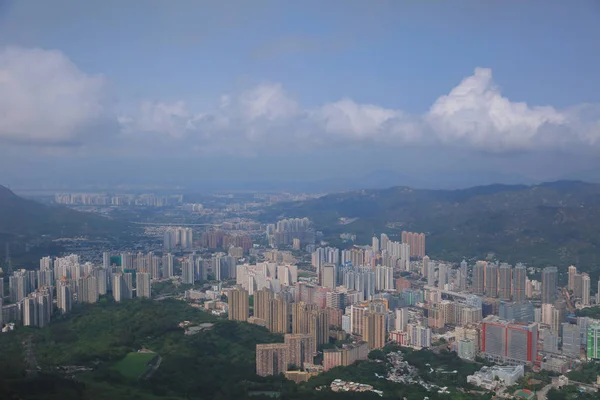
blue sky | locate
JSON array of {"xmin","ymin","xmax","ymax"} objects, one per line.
[{"xmin": 1, "ymin": 0, "xmax": 600, "ymax": 188}]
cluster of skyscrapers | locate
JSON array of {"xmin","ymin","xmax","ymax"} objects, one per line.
[
  {"xmin": 400, "ymin": 231, "xmax": 426, "ymax": 258},
  {"xmin": 415, "ymin": 258, "xmax": 600, "ymax": 368},
  {"xmin": 199, "ymin": 231, "xmax": 253, "ymax": 253},
  {"xmin": 312, "ymin": 232, "xmax": 425, "ymax": 276},
  {"xmin": 299, "ymin": 230, "xmax": 600, "ymax": 371},
  {"xmin": 163, "ymin": 227, "xmax": 194, "ymax": 250},
  {"xmin": 267, "ymin": 218, "xmax": 315, "ymax": 247},
  {"xmin": 226, "ymin": 264, "xmax": 396, "ymax": 377},
  {"xmin": 225, "ymin": 233, "xmax": 436, "ymax": 378},
  {"xmin": 180, "ymin": 252, "xmax": 238, "ymax": 284},
  {"xmin": 2, "ymin": 255, "xmax": 110, "ymax": 327},
  {"xmin": 235, "ymin": 263, "xmax": 298, "ymax": 294},
  {"xmin": 568, "ymin": 265, "xmax": 592, "ymax": 306},
  {"xmin": 163, "ymin": 227, "xmax": 254, "ymax": 254},
  {"xmin": 0, "ymin": 251, "xmax": 180, "ymax": 328},
  {"xmin": 6, "ymin": 214, "xmax": 600, "ymax": 382},
  {"xmin": 470, "ymin": 261, "xmax": 528, "ymax": 301}
]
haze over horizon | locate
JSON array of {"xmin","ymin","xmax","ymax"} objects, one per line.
[{"xmin": 1, "ymin": 0, "xmax": 600, "ymax": 190}]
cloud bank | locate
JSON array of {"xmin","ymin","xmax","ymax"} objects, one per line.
[
  {"xmin": 0, "ymin": 47, "xmax": 110, "ymax": 145},
  {"xmin": 1, "ymin": 47, "xmax": 598, "ymax": 155}
]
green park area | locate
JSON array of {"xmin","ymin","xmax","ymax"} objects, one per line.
[
  {"xmin": 0, "ymin": 298, "xmax": 495, "ymax": 400},
  {"xmin": 0, "ymin": 298, "xmax": 288, "ymax": 400},
  {"xmin": 112, "ymin": 351, "xmax": 157, "ymax": 379}
]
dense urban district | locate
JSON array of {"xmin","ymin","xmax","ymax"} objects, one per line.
[{"xmin": 1, "ymin": 184, "xmax": 600, "ymax": 400}]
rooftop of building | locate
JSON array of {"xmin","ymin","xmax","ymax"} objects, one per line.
[
  {"xmin": 323, "ymin": 341, "xmax": 368, "ymax": 353},
  {"xmin": 256, "ymin": 343, "xmax": 288, "ymax": 350},
  {"xmin": 471, "ymin": 365, "xmax": 525, "ymax": 380},
  {"xmin": 483, "ymin": 315, "xmax": 537, "ymax": 327}
]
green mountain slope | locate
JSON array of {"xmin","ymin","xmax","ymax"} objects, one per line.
[
  {"xmin": 0, "ymin": 185, "xmax": 124, "ymax": 238},
  {"xmin": 263, "ymin": 181, "xmax": 600, "ymax": 274},
  {"xmin": 0, "ymin": 185, "xmax": 129, "ymax": 269}
]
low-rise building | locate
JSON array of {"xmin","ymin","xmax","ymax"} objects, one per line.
[
  {"xmin": 541, "ymin": 357, "xmax": 569, "ymax": 374},
  {"xmin": 323, "ymin": 342, "xmax": 369, "ymax": 371},
  {"xmin": 247, "ymin": 316, "xmax": 267, "ymax": 327},
  {"xmin": 467, "ymin": 365, "xmax": 524, "ymax": 390},
  {"xmin": 330, "ymin": 379, "xmax": 383, "ymax": 397},
  {"xmin": 285, "ymin": 370, "xmax": 318, "ymax": 383},
  {"xmin": 184, "ymin": 289, "xmax": 205, "ymax": 300}
]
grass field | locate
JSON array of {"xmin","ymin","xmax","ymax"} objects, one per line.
[{"xmin": 112, "ymin": 352, "xmax": 156, "ymax": 379}]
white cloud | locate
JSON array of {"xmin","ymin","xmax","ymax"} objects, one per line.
[
  {"xmin": 315, "ymin": 99, "xmax": 398, "ymax": 138},
  {"xmin": 122, "ymin": 101, "xmax": 190, "ymax": 138},
  {"xmin": 125, "ymin": 67, "xmax": 598, "ymax": 153},
  {"xmin": 1, "ymin": 46, "xmax": 597, "ymax": 155},
  {"xmin": 123, "ymin": 84, "xmax": 304, "ymax": 150},
  {"xmin": 0, "ymin": 47, "xmax": 110, "ymax": 144},
  {"xmin": 427, "ymin": 67, "xmax": 567, "ymax": 151},
  {"xmin": 237, "ymin": 84, "xmax": 299, "ymax": 121}
]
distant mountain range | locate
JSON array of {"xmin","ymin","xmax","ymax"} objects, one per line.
[
  {"xmin": 10, "ymin": 166, "xmax": 600, "ymax": 194},
  {"xmin": 300, "ymin": 169, "xmax": 539, "ymax": 192},
  {"xmin": 9, "ymin": 167, "xmax": 541, "ymax": 194},
  {"xmin": 167, "ymin": 169, "xmax": 539, "ymax": 194},
  {"xmin": 263, "ymin": 180, "xmax": 600, "ymax": 276}
]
